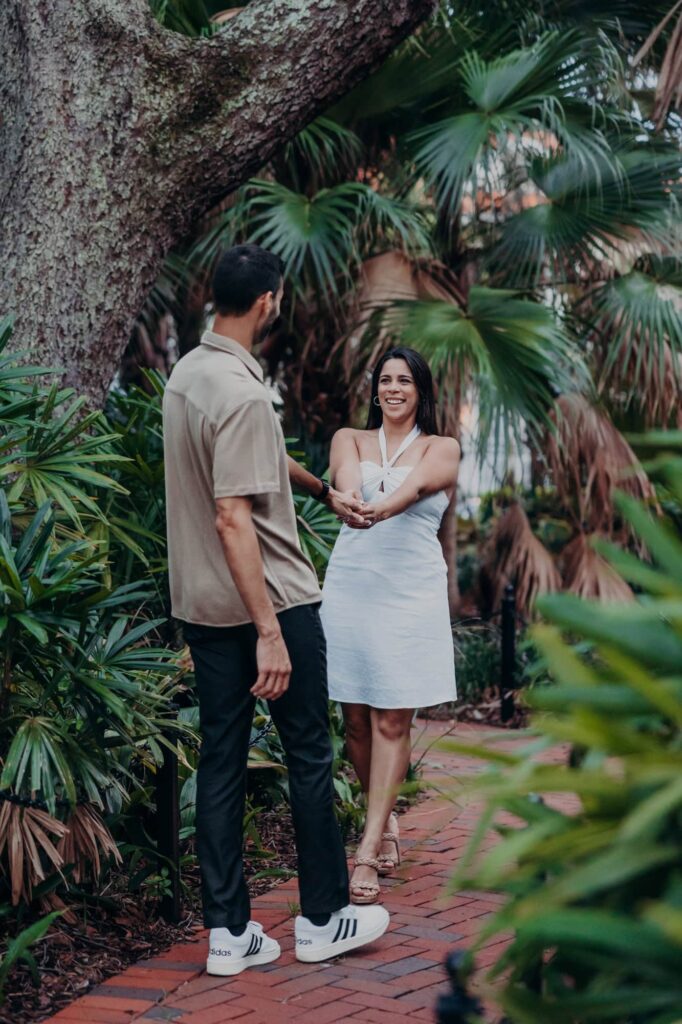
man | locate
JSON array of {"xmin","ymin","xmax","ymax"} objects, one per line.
[{"xmin": 162, "ymin": 244, "xmax": 389, "ymax": 976}]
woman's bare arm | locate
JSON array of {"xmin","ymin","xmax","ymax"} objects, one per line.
[
  {"xmin": 329, "ymin": 428, "xmax": 364, "ymax": 494},
  {"xmin": 360, "ymin": 437, "xmax": 460, "ymax": 523}
]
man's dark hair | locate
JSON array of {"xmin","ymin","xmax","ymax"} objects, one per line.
[
  {"xmin": 366, "ymin": 346, "xmax": 439, "ymax": 436},
  {"xmin": 212, "ymin": 245, "xmax": 284, "ymax": 316}
]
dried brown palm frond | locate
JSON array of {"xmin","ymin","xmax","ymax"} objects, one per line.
[
  {"xmin": 0, "ymin": 801, "xmax": 68, "ymax": 905},
  {"xmin": 57, "ymin": 804, "xmax": 122, "ymax": 884},
  {"xmin": 482, "ymin": 502, "xmax": 561, "ymax": 618},
  {"xmin": 561, "ymin": 533, "xmax": 634, "ymax": 602},
  {"xmin": 545, "ymin": 394, "xmax": 655, "ymax": 535},
  {"xmin": 632, "ymin": 0, "xmax": 682, "ymax": 129},
  {"xmin": 601, "ymin": 341, "xmax": 682, "ymax": 428}
]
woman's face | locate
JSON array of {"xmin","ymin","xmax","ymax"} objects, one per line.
[{"xmin": 376, "ymin": 358, "xmax": 419, "ymax": 425}]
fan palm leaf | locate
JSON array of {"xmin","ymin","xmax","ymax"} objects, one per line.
[
  {"xmin": 561, "ymin": 531, "xmax": 635, "ymax": 601},
  {"xmin": 482, "ymin": 502, "xmax": 561, "ymax": 616},
  {"xmin": 582, "ymin": 255, "xmax": 682, "ymax": 422},
  {"xmin": 280, "ymin": 118, "xmax": 364, "ymax": 191},
  {"xmin": 360, "ymin": 286, "xmax": 585, "ymax": 454},
  {"xmin": 408, "ymin": 30, "xmax": 618, "ymax": 215},
  {"xmin": 0, "ymin": 802, "xmax": 68, "ymax": 905},
  {"xmin": 57, "ymin": 803, "xmax": 122, "ymax": 883},
  {"xmin": 544, "ymin": 393, "xmax": 655, "ymax": 534},
  {"xmin": 196, "ymin": 180, "xmax": 431, "ymax": 307},
  {"xmin": 632, "ymin": 0, "xmax": 682, "ymax": 127},
  {"xmin": 490, "ymin": 148, "xmax": 681, "ymax": 286}
]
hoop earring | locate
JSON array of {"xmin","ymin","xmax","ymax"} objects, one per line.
[{"xmin": 373, "ymin": 396, "xmax": 381, "ymax": 407}]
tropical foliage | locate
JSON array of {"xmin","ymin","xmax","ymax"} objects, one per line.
[
  {"xmin": 0, "ymin": 318, "xmax": 193, "ymax": 914},
  {"xmin": 446, "ymin": 434, "xmax": 682, "ymax": 1023},
  {"xmin": 139, "ymin": 0, "xmax": 682, "ymax": 613}
]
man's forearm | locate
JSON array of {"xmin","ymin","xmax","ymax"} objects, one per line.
[
  {"xmin": 287, "ymin": 455, "xmax": 325, "ymax": 498},
  {"xmin": 217, "ymin": 515, "xmax": 280, "ymax": 636}
]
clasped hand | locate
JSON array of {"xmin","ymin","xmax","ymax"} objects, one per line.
[{"xmin": 327, "ymin": 488, "xmax": 386, "ymax": 529}]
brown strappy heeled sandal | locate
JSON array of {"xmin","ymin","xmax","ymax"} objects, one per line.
[
  {"xmin": 349, "ymin": 856, "xmax": 381, "ymax": 904},
  {"xmin": 377, "ymin": 813, "xmax": 401, "ymax": 877}
]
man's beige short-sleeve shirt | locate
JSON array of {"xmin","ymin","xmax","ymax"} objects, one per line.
[{"xmin": 163, "ymin": 331, "xmax": 321, "ymax": 626}]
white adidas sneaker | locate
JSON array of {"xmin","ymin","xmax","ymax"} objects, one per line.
[
  {"xmin": 206, "ymin": 922, "xmax": 281, "ymax": 976},
  {"xmin": 295, "ymin": 904, "xmax": 390, "ymax": 963}
]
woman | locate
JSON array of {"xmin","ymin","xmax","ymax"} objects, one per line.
[{"xmin": 320, "ymin": 347, "xmax": 459, "ymax": 904}]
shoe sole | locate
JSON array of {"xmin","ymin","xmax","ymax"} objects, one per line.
[
  {"xmin": 295, "ymin": 916, "xmax": 390, "ymax": 963},
  {"xmin": 206, "ymin": 946, "xmax": 281, "ymax": 976}
]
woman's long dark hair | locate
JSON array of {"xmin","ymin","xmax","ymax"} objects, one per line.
[{"xmin": 365, "ymin": 347, "xmax": 439, "ymax": 435}]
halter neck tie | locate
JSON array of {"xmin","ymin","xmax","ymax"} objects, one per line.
[{"xmin": 378, "ymin": 424, "xmax": 421, "ymax": 482}]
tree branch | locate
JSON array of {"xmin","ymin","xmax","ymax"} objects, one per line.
[{"xmin": 145, "ymin": 0, "xmax": 439, "ymax": 229}]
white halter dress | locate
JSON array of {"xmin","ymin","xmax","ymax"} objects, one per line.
[{"xmin": 320, "ymin": 426, "xmax": 457, "ymax": 709}]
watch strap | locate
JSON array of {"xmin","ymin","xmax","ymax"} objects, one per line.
[{"xmin": 316, "ymin": 479, "xmax": 330, "ymax": 502}]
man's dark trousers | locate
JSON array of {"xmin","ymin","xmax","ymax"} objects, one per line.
[{"xmin": 184, "ymin": 602, "xmax": 350, "ymax": 927}]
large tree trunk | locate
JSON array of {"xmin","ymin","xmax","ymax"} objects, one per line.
[{"xmin": 0, "ymin": 0, "xmax": 437, "ymax": 406}]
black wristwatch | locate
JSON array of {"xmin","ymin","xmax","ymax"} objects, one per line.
[{"xmin": 316, "ymin": 479, "xmax": 331, "ymax": 503}]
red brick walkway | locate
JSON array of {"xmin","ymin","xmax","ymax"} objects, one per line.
[{"xmin": 47, "ymin": 722, "xmax": 572, "ymax": 1024}]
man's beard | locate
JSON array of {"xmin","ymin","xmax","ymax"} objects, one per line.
[{"xmin": 255, "ymin": 311, "xmax": 278, "ymax": 345}]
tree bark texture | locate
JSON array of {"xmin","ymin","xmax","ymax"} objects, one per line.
[{"xmin": 0, "ymin": 0, "xmax": 438, "ymax": 405}]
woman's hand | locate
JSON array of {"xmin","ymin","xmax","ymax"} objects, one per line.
[
  {"xmin": 343, "ymin": 499, "xmax": 390, "ymax": 528},
  {"xmin": 328, "ymin": 488, "xmax": 366, "ymax": 526}
]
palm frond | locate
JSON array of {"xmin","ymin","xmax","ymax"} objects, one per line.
[
  {"xmin": 544, "ymin": 393, "xmax": 655, "ymax": 534},
  {"xmin": 490, "ymin": 148, "xmax": 681, "ymax": 286},
  {"xmin": 632, "ymin": 0, "xmax": 682, "ymax": 127},
  {"xmin": 583, "ymin": 255, "xmax": 682, "ymax": 422},
  {"xmin": 57, "ymin": 804, "xmax": 122, "ymax": 884},
  {"xmin": 0, "ymin": 803, "xmax": 67, "ymax": 905},
  {"xmin": 245, "ymin": 181, "xmax": 363, "ymax": 299},
  {"xmin": 408, "ymin": 30, "xmax": 618, "ymax": 215},
  {"xmin": 281, "ymin": 118, "xmax": 364, "ymax": 189},
  {"xmin": 482, "ymin": 502, "xmax": 561, "ymax": 616},
  {"xmin": 197, "ymin": 180, "xmax": 431, "ymax": 306},
  {"xmin": 294, "ymin": 493, "xmax": 341, "ymax": 578},
  {"xmin": 561, "ymin": 531, "xmax": 635, "ymax": 601},
  {"xmin": 360, "ymin": 286, "xmax": 585, "ymax": 454}
]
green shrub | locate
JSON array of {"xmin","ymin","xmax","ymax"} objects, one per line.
[
  {"xmin": 447, "ymin": 437, "xmax": 682, "ymax": 1023},
  {"xmin": 450, "ymin": 623, "xmax": 535, "ymax": 707},
  {"xmin": 0, "ymin": 320, "xmax": 193, "ymax": 908},
  {"xmin": 452, "ymin": 623, "xmax": 502, "ymax": 704}
]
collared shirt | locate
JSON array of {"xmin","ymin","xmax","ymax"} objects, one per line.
[{"xmin": 162, "ymin": 330, "xmax": 321, "ymax": 627}]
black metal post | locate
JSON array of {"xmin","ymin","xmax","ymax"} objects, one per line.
[
  {"xmin": 500, "ymin": 583, "xmax": 516, "ymax": 723},
  {"xmin": 436, "ymin": 951, "xmax": 484, "ymax": 1023},
  {"xmin": 156, "ymin": 735, "xmax": 181, "ymax": 923}
]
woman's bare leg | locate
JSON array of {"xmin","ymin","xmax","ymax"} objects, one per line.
[
  {"xmin": 352, "ymin": 708, "xmax": 413, "ymax": 888},
  {"xmin": 341, "ymin": 702, "xmax": 372, "ymax": 792}
]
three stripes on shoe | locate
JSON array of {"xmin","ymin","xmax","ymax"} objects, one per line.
[
  {"xmin": 332, "ymin": 916, "xmax": 358, "ymax": 943},
  {"xmin": 245, "ymin": 932, "xmax": 263, "ymax": 957}
]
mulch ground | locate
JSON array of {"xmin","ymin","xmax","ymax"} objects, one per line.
[
  {"xmin": 40, "ymin": 722, "xmax": 575, "ymax": 1024},
  {"xmin": 0, "ymin": 813, "xmax": 309, "ymax": 1024}
]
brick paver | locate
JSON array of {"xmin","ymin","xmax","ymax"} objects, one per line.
[{"xmin": 45, "ymin": 723, "xmax": 572, "ymax": 1023}]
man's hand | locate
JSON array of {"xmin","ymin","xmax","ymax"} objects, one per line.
[
  {"xmin": 252, "ymin": 628, "xmax": 292, "ymax": 700},
  {"xmin": 326, "ymin": 488, "xmax": 366, "ymax": 526}
]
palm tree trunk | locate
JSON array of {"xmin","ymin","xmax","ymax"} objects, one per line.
[
  {"xmin": 439, "ymin": 478, "xmax": 461, "ymax": 619},
  {"xmin": 436, "ymin": 386, "xmax": 462, "ymax": 618}
]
